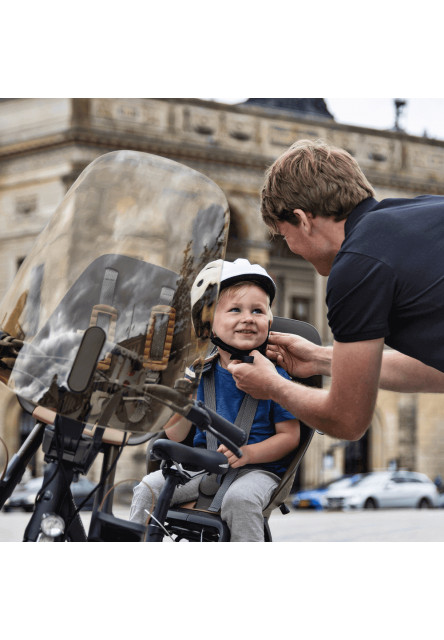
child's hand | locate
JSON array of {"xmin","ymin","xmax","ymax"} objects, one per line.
[{"xmin": 217, "ymin": 444, "xmax": 250, "ymax": 468}]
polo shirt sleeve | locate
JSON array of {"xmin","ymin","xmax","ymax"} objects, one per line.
[{"xmin": 327, "ymin": 252, "xmax": 396, "ymax": 342}]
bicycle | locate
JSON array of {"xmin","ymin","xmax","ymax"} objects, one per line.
[{"xmin": 0, "ymin": 149, "xmax": 235, "ymax": 541}]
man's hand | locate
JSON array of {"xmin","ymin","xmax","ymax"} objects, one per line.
[
  {"xmin": 227, "ymin": 350, "xmax": 281, "ymax": 399},
  {"xmin": 266, "ymin": 331, "xmax": 331, "ymax": 379}
]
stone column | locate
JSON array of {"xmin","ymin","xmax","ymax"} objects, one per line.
[
  {"xmin": 314, "ymin": 272, "xmax": 328, "ymax": 340},
  {"xmin": 397, "ymin": 394, "xmax": 417, "ymax": 470}
]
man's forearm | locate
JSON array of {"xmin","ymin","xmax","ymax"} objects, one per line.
[
  {"xmin": 312, "ymin": 345, "xmax": 444, "ymax": 393},
  {"xmin": 314, "ymin": 344, "xmax": 333, "ymax": 377},
  {"xmin": 379, "ymin": 350, "xmax": 444, "ymax": 392},
  {"xmin": 230, "ymin": 340, "xmax": 383, "ymax": 441},
  {"xmin": 269, "ymin": 339, "xmax": 385, "ymax": 441},
  {"xmin": 268, "ymin": 376, "xmax": 372, "ymax": 441}
]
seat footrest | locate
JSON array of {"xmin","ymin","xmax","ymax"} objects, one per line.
[{"xmin": 165, "ymin": 507, "xmax": 230, "ymax": 541}]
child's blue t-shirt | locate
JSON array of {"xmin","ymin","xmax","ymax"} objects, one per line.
[{"xmin": 193, "ymin": 361, "xmax": 298, "ymax": 477}]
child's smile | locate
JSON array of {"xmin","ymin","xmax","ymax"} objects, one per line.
[{"xmin": 212, "ymin": 284, "xmax": 270, "ymax": 354}]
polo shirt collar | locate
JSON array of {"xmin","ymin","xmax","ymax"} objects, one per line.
[{"xmin": 344, "ymin": 197, "xmax": 378, "ymax": 236}]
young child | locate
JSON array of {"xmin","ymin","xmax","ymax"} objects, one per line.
[{"xmin": 129, "ymin": 258, "xmax": 300, "ymax": 541}]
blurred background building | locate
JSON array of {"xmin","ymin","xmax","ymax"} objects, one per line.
[{"xmin": 1, "ymin": 97, "xmax": 444, "ymax": 491}]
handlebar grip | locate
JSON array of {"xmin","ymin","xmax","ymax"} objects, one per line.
[{"xmin": 151, "ymin": 439, "xmax": 230, "ymax": 475}]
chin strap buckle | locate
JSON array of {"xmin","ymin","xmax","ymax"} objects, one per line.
[{"xmin": 230, "ymin": 353, "xmax": 254, "ymax": 363}]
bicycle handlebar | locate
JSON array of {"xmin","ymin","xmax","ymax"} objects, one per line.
[
  {"xmin": 151, "ymin": 439, "xmax": 230, "ymax": 475},
  {"xmin": 185, "ymin": 401, "xmax": 246, "ymax": 458}
]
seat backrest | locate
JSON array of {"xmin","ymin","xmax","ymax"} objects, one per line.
[{"xmin": 262, "ymin": 317, "xmax": 322, "ymax": 519}]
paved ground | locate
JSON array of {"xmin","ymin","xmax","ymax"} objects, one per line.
[
  {"xmin": 2, "ymin": 506, "xmax": 444, "ymax": 542},
  {"xmin": 269, "ymin": 508, "xmax": 444, "ymax": 541}
]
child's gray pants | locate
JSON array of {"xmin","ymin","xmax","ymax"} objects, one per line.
[{"xmin": 129, "ymin": 468, "xmax": 279, "ymax": 541}]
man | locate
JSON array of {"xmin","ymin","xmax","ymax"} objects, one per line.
[{"xmin": 227, "ymin": 139, "xmax": 444, "ymax": 441}]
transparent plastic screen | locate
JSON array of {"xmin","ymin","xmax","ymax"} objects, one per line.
[{"xmin": 0, "ymin": 151, "xmax": 229, "ymax": 432}]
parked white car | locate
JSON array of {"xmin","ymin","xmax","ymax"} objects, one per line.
[{"xmin": 326, "ymin": 470, "xmax": 439, "ymax": 510}]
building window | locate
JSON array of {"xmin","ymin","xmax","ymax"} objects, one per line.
[{"xmin": 290, "ymin": 296, "xmax": 311, "ymax": 322}]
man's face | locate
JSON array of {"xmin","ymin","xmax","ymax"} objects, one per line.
[
  {"xmin": 212, "ymin": 284, "xmax": 270, "ymax": 351},
  {"xmin": 277, "ymin": 219, "xmax": 308, "ymax": 258},
  {"xmin": 276, "ymin": 215, "xmax": 339, "ymax": 276},
  {"xmin": 276, "ymin": 219, "xmax": 325, "ymax": 273}
]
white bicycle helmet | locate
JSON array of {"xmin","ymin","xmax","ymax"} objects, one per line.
[
  {"xmin": 191, "ymin": 258, "xmax": 276, "ymax": 338},
  {"xmin": 218, "ymin": 258, "xmax": 276, "ymax": 302}
]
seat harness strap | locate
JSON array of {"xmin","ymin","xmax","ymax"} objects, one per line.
[{"xmin": 202, "ymin": 365, "xmax": 258, "ymax": 512}]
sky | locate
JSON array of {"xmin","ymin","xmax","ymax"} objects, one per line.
[
  {"xmin": 3, "ymin": 3, "xmax": 443, "ymax": 144},
  {"xmin": 325, "ymin": 99, "xmax": 444, "ymax": 140},
  {"xmin": 210, "ymin": 98, "xmax": 444, "ymax": 142}
]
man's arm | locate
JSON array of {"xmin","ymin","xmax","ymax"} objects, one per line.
[
  {"xmin": 267, "ymin": 331, "xmax": 444, "ymax": 393},
  {"xmin": 378, "ymin": 350, "xmax": 444, "ymax": 392},
  {"xmin": 228, "ymin": 338, "xmax": 384, "ymax": 441}
]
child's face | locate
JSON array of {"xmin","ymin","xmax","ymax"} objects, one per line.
[{"xmin": 212, "ymin": 284, "xmax": 270, "ymax": 351}]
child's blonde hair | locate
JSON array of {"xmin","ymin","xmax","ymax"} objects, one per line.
[{"xmin": 218, "ymin": 280, "xmax": 273, "ymax": 323}]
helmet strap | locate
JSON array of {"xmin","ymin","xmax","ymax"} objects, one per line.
[{"xmin": 210, "ymin": 332, "xmax": 268, "ymax": 364}]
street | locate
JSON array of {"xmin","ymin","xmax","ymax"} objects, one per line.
[
  {"xmin": 269, "ymin": 507, "xmax": 444, "ymax": 541},
  {"xmin": 2, "ymin": 507, "xmax": 444, "ymax": 542}
]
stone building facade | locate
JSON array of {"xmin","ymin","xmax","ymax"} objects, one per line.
[{"xmin": 1, "ymin": 97, "xmax": 444, "ymax": 491}]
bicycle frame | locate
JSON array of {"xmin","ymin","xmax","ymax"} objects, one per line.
[{"xmin": 0, "ymin": 389, "xmax": 244, "ymax": 541}]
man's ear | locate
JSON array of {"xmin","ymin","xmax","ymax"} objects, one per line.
[{"xmin": 294, "ymin": 209, "xmax": 313, "ymax": 233}]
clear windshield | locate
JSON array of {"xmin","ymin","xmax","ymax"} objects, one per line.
[{"xmin": 0, "ymin": 151, "xmax": 229, "ymax": 432}]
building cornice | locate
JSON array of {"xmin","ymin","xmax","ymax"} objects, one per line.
[{"xmin": 1, "ymin": 98, "xmax": 444, "ymax": 195}]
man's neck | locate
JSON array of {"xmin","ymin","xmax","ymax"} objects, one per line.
[{"xmin": 312, "ymin": 217, "xmax": 346, "ymax": 276}]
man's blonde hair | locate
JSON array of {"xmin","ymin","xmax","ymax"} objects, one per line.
[{"xmin": 261, "ymin": 139, "xmax": 375, "ymax": 233}]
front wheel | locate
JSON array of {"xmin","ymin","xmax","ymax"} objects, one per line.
[
  {"xmin": 363, "ymin": 498, "xmax": 377, "ymax": 509},
  {"xmin": 418, "ymin": 498, "xmax": 432, "ymax": 509}
]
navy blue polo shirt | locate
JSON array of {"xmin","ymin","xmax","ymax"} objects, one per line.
[{"xmin": 326, "ymin": 195, "xmax": 444, "ymax": 372}]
